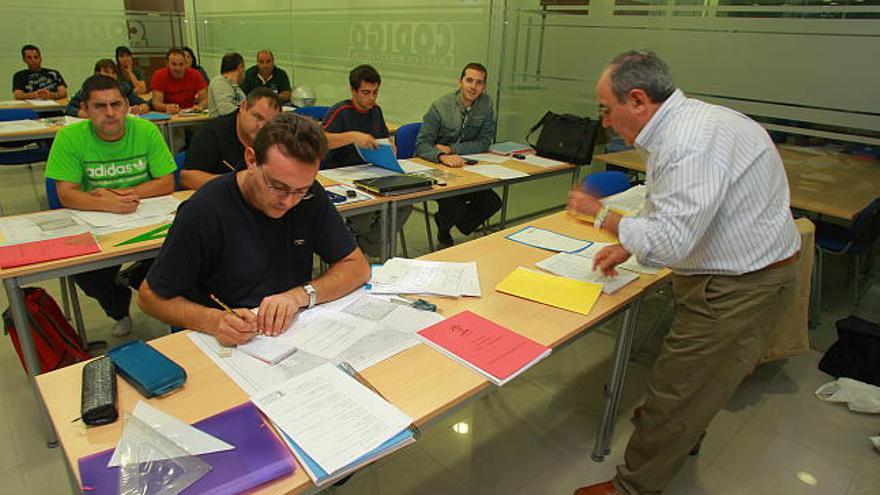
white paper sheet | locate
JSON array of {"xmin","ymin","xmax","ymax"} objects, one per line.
[
  {"xmin": 573, "ymin": 241, "xmax": 663, "ymax": 274},
  {"xmin": 0, "ymin": 119, "xmax": 49, "ymax": 133},
  {"xmin": 517, "ymin": 154, "xmax": 566, "ymax": 168},
  {"xmin": 536, "ymin": 252, "xmax": 640, "ymax": 294},
  {"xmin": 319, "ymin": 164, "xmax": 398, "ymax": 185},
  {"xmin": 108, "ymin": 401, "xmax": 233, "ymax": 467},
  {"xmin": 396, "ymin": 159, "xmax": 434, "ymax": 173},
  {"xmin": 461, "ymin": 153, "xmax": 508, "ymax": 164},
  {"xmin": 69, "ymin": 195, "xmax": 180, "ymax": 229},
  {"xmin": 253, "ymin": 363, "xmax": 413, "ymax": 474},
  {"xmin": 370, "ymin": 258, "xmax": 481, "ymax": 297},
  {"xmin": 325, "ymin": 184, "xmax": 374, "ymax": 204},
  {"xmin": 506, "ymin": 226, "xmax": 591, "ymax": 253},
  {"xmin": 601, "ymin": 185, "xmax": 647, "ymax": 216},
  {"xmin": 0, "ymin": 210, "xmax": 90, "ymax": 245},
  {"xmin": 464, "ymin": 164, "xmax": 529, "ymax": 180},
  {"xmin": 25, "ymin": 99, "xmax": 58, "ymax": 107}
]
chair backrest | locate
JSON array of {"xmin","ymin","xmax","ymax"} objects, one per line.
[
  {"xmin": 45, "ymin": 178, "xmax": 61, "ymax": 209},
  {"xmin": 851, "ymin": 197, "xmax": 880, "ymax": 247},
  {"xmin": 394, "ymin": 122, "xmax": 422, "ymax": 159},
  {"xmin": 174, "ymin": 151, "xmax": 186, "ymax": 191},
  {"xmin": 0, "ymin": 108, "xmax": 39, "ymax": 122},
  {"xmin": 293, "ymin": 106, "xmax": 329, "ymax": 121},
  {"xmin": 582, "ymin": 171, "xmax": 632, "ymax": 198}
]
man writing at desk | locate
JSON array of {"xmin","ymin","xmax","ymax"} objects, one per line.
[
  {"xmin": 13, "ymin": 44, "xmax": 67, "ymax": 101},
  {"xmin": 568, "ymin": 50, "xmax": 800, "ymax": 495},
  {"xmin": 45, "ymin": 75, "xmax": 176, "ymax": 337},
  {"xmin": 151, "ymin": 48, "xmax": 208, "ymax": 114},
  {"xmin": 138, "ymin": 113, "xmax": 371, "ymax": 345},
  {"xmin": 415, "ymin": 62, "xmax": 501, "ymax": 248},
  {"xmin": 180, "ymin": 88, "xmax": 281, "ymax": 190}
]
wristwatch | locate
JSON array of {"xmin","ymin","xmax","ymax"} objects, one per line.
[{"xmin": 302, "ymin": 284, "xmax": 317, "ymax": 309}]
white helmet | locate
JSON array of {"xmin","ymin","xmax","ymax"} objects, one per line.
[{"xmin": 292, "ymin": 86, "xmax": 317, "ymax": 107}]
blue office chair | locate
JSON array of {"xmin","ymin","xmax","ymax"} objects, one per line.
[
  {"xmin": 582, "ymin": 171, "xmax": 632, "ymax": 198},
  {"xmin": 0, "ymin": 108, "xmax": 51, "ymax": 166},
  {"xmin": 174, "ymin": 151, "xmax": 186, "ymax": 191},
  {"xmin": 45, "ymin": 177, "xmax": 62, "ymax": 209},
  {"xmin": 814, "ymin": 197, "xmax": 880, "ymax": 312},
  {"xmin": 293, "ymin": 106, "xmax": 329, "ymax": 121},
  {"xmin": 395, "ymin": 122, "xmax": 422, "ymax": 159}
]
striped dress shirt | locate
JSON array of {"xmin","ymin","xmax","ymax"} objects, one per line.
[{"xmin": 618, "ymin": 90, "xmax": 800, "ymax": 275}]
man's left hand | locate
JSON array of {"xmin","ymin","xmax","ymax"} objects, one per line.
[
  {"xmin": 567, "ymin": 189, "xmax": 603, "ymax": 218},
  {"xmin": 593, "ymin": 244, "xmax": 631, "ymax": 276},
  {"xmin": 257, "ymin": 292, "xmax": 302, "ymax": 336}
]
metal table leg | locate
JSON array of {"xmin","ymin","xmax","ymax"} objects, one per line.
[
  {"xmin": 389, "ymin": 202, "xmax": 398, "ymax": 260},
  {"xmin": 3, "ymin": 278, "xmax": 59, "ymax": 447},
  {"xmin": 592, "ymin": 297, "xmax": 641, "ymax": 462},
  {"xmin": 380, "ymin": 204, "xmax": 389, "ymax": 262},
  {"xmin": 500, "ymin": 184, "xmax": 510, "ymax": 229}
]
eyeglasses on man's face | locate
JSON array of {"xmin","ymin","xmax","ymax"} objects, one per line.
[{"xmin": 260, "ymin": 166, "xmax": 313, "ymax": 200}]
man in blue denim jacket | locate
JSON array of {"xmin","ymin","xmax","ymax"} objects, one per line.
[{"xmin": 415, "ymin": 62, "xmax": 502, "ymax": 248}]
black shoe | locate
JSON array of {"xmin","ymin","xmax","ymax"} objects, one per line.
[{"xmin": 434, "ymin": 211, "xmax": 455, "ymax": 249}]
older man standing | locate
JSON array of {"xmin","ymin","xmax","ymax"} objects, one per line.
[{"xmin": 569, "ymin": 50, "xmax": 800, "ymax": 495}]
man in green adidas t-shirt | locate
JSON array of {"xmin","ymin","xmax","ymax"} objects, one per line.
[{"xmin": 45, "ymin": 74, "xmax": 175, "ymax": 336}]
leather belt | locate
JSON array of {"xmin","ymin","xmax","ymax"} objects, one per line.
[{"xmin": 756, "ymin": 251, "xmax": 799, "ymax": 273}]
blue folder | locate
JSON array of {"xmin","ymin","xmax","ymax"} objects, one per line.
[{"xmin": 356, "ymin": 144, "xmax": 404, "ymax": 173}]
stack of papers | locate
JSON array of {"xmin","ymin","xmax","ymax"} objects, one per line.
[
  {"xmin": 496, "ymin": 267, "xmax": 602, "ymax": 315},
  {"xmin": 505, "ymin": 226, "xmax": 592, "ymax": 253},
  {"xmin": 0, "ymin": 119, "xmax": 48, "ymax": 133},
  {"xmin": 601, "ymin": 184, "xmax": 647, "ymax": 216},
  {"xmin": 418, "ymin": 310, "xmax": 551, "ymax": 386},
  {"xmin": 461, "ymin": 153, "xmax": 508, "ymax": 164},
  {"xmin": 514, "ymin": 154, "xmax": 566, "ymax": 168},
  {"xmin": 370, "ymin": 257, "xmax": 481, "ymax": 297},
  {"xmin": 253, "ymin": 363, "xmax": 416, "ymax": 486},
  {"xmin": 25, "ymin": 99, "xmax": 58, "ymax": 107},
  {"xmin": 69, "ymin": 195, "xmax": 181, "ymax": 234},
  {"xmin": 190, "ymin": 290, "xmax": 445, "ymax": 395},
  {"xmin": 535, "ymin": 252, "xmax": 639, "ymax": 294},
  {"xmin": 489, "ymin": 141, "xmax": 534, "ymax": 155},
  {"xmin": 575, "ymin": 242, "xmax": 662, "ymax": 274}
]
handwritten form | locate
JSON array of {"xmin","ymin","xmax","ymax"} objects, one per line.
[
  {"xmin": 252, "ymin": 363, "xmax": 413, "ymax": 474},
  {"xmin": 536, "ymin": 252, "xmax": 639, "ymax": 294}
]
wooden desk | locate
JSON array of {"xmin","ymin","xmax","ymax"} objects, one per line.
[
  {"xmin": 386, "ymin": 156, "xmax": 578, "ymax": 253},
  {"xmin": 594, "ymin": 147, "xmax": 880, "ymax": 220},
  {"xmin": 34, "ymin": 211, "xmax": 669, "ymax": 493},
  {"xmin": 0, "ymin": 120, "xmax": 62, "ymax": 143}
]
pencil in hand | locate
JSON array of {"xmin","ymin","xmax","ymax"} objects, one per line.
[
  {"xmin": 221, "ymin": 160, "xmax": 236, "ymax": 172},
  {"xmin": 209, "ymin": 293, "xmax": 245, "ymax": 322}
]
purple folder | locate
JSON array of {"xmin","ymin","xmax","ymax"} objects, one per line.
[{"xmin": 79, "ymin": 401, "xmax": 295, "ymax": 494}]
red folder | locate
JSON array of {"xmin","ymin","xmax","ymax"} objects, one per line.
[
  {"xmin": 0, "ymin": 232, "xmax": 100, "ymax": 269},
  {"xmin": 417, "ymin": 310, "xmax": 551, "ymax": 386}
]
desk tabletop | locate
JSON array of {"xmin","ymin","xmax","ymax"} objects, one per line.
[
  {"xmin": 34, "ymin": 210, "xmax": 668, "ymax": 494},
  {"xmin": 594, "ymin": 147, "xmax": 880, "ymax": 220},
  {"xmin": 0, "ymin": 98, "xmax": 68, "ymax": 112}
]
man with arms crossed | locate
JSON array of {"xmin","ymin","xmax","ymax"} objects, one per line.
[
  {"xmin": 569, "ymin": 50, "xmax": 800, "ymax": 495},
  {"xmin": 45, "ymin": 75, "xmax": 175, "ymax": 336},
  {"xmin": 415, "ymin": 62, "xmax": 501, "ymax": 248},
  {"xmin": 138, "ymin": 113, "xmax": 370, "ymax": 345},
  {"xmin": 180, "ymin": 88, "xmax": 281, "ymax": 190}
]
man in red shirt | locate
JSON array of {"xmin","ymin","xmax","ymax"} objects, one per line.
[{"xmin": 151, "ymin": 47, "xmax": 207, "ymax": 114}]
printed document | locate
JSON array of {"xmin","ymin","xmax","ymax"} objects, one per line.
[
  {"xmin": 464, "ymin": 164, "xmax": 529, "ymax": 180},
  {"xmin": 506, "ymin": 226, "xmax": 592, "ymax": 253},
  {"xmin": 370, "ymin": 258, "xmax": 481, "ymax": 297},
  {"xmin": 536, "ymin": 252, "xmax": 639, "ymax": 294},
  {"xmin": 69, "ymin": 195, "xmax": 180, "ymax": 233},
  {"xmin": 0, "ymin": 209, "xmax": 88, "ymax": 245},
  {"xmin": 252, "ymin": 362, "xmax": 413, "ymax": 474}
]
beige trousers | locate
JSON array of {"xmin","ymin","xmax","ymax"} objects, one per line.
[{"xmin": 615, "ymin": 263, "xmax": 797, "ymax": 495}]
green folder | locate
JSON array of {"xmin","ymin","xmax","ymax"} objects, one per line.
[{"xmin": 114, "ymin": 223, "xmax": 172, "ymax": 246}]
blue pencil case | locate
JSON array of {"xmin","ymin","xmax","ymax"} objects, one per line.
[{"xmin": 106, "ymin": 340, "xmax": 187, "ymax": 398}]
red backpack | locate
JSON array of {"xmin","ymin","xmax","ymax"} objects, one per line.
[{"xmin": 3, "ymin": 287, "xmax": 90, "ymax": 373}]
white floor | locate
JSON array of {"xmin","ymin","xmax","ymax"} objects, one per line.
[{"xmin": 0, "ymin": 163, "xmax": 877, "ymax": 494}]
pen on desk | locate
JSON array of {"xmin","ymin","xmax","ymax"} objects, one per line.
[{"xmin": 221, "ymin": 160, "xmax": 236, "ymax": 172}]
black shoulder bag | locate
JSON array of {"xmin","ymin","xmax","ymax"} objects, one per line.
[{"xmin": 525, "ymin": 111, "xmax": 600, "ymax": 165}]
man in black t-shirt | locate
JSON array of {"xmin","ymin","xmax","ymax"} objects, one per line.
[
  {"xmin": 180, "ymin": 88, "xmax": 281, "ymax": 190},
  {"xmin": 13, "ymin": 44, "xmax": 67, "ymax": 100},
  {"xmin": 241, "ymin": 50, "xmax": 292, "ymax": 103},
  {"xmin": 322, "ymin": 65, "xmax": 409, "ymax": 258},
  {"xmin": 138, "ymin": 113, "xmax": 370, "ymax": 346}
]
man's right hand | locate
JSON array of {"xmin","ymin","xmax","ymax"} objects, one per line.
[
  {"xmin": 165, "ymin": 103, "xmax": 180, "ymax": 114},
  {"xmin": 90, "ymin": 188, "xmax": 140, "ymax": 213},
  {"xmin": 352, "ymin": 132, "xmax": 378, "ymax": 149},
  {"xmin": 35, "ymin": 88, "xmax": 52, "ymax": 99},
  {"xmin": 439, "ymin": 154, "xmax": 465, "ymax": 168},
  {"xmin": 211, "ymin": 308, "xmax": 258, "ymax": 346}
]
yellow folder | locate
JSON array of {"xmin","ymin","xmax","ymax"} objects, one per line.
[{"xmin": 496, "ymin": 267, "xmax": 603, "ymax": 316}]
